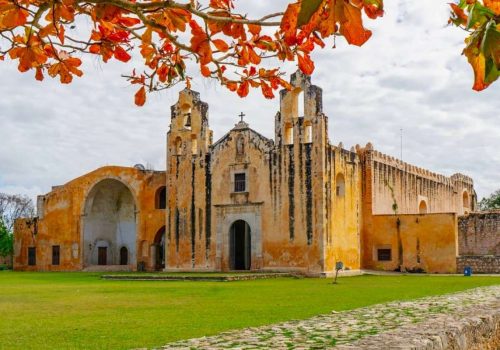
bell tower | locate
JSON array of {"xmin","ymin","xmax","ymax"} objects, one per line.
[
  {"xmin": 167, "ymin": 88, "xmax": 212, "ymax": 159},
  {"xmin": 166, "ymin": 88, "xmax": 213, "ymax": 269}
]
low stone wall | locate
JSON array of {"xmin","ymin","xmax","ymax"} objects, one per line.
[
  {"xmin": 458, "ymin": 211, "xmax": 500, "ymax": 256},
  {"xmin": 457, "ymin": 255, "xmax": 500, "ymax": 274},
  {"xmin": 337, "ymin": 298, "xmax": 500, "ymax": 350}
]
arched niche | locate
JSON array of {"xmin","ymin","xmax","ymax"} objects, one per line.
[
  {"xmin": 463, "ymin": 191, "xmax": 469, "ymax": 210},
  {"xmin": 174, "ymin": 136, "xmax": 183, "ymax": 155},
  {"xmin": 82, "ymin": 179, "xmax": 137, "ymax": 267},
  {"xmin": 155, "ymin": 186, "xmax": 166, "ymax": 209},
  {"xmin": 336, "ymin": 173, "xmax": 345, "ymax": 197},
  {"xmin": 419, "ymin": 200, "xmax": 428, "ymax": 214}
]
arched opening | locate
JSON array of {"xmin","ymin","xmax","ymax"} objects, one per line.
[
  {"xmin": 304, "ymin": 121, "xmax": 312, "ymax": 143},
  {"xmin": 229, "ymin": 220, "xmax": 251, "ymax": 270},
  {"xmin": 120, "ymin": 247, "xmax": 128, "ymax": 265},
  {"xmin": 463, "ymin": 191, "xmax": 469, "ymax": 211},
  {"xmin": 284, "ymin": 123, "xmax": 293, "ymax": 145},
  {"xmin": 336, "ymin": 173, "xmax": 345, "ymax": 197},
  {"xmin": 292, "ymin": 88, "xmax": 305, "ymax": 119},
  {"xmin": 154, "ymin": 226, "xmax": 166, "ymax": 271},
  {"xmin": 155, "ymin": 186, "xmax": 166, "ymax": 209},
  {"xmin": 175, "ymin": 137, "xmax": 183, "ymax": 155},
  {"xmin": 419, "ymin": 200, "xmax": 428, "ymax": 214},
  {"xmin": 181, "ymin": 103, "xmax": 192, "ymax": 130},
  {"xmin": 82, "ymin": 179, "xmax": 137, "ymax": 267}
]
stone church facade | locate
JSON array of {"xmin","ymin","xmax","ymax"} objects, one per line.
[{"xmin": 14, "ymin": 72, "xmax": 475, "ymax": 274}]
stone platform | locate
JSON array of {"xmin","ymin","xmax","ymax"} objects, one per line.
[{"xmin": 158, "ymin": 285, "xmax": 500, "ymax": 349}]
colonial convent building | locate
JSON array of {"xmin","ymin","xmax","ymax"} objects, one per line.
[{"xmin": 14, "ymin": 72, "xmax": 476, "ymax": 274}]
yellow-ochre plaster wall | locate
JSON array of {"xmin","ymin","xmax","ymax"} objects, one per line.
[
  {"xmin": 324, "ymin": 146, "xmax": 362, "ymax": 273},
  {"xmin": 14, "ymin": 166, "xmax": 166, "ymax": 271},
  {"xmin": 363, "ymin": 213, "xmax": 458, "ymax": 273}
]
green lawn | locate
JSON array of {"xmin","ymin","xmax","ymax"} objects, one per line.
[{"xmin": 0, "ymin": 272, "xmax": 498, "ymax": 350}]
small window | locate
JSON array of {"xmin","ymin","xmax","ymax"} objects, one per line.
[
  {"xmin": 155, "ymin": 186, "xmax": 167, "ymax": 209},
  {"xmin": 234, "ymin": 173, "xmax": 246, "ymax": 192},
  {"xmin": 377, "ymin": 248, "xmax": 392, "ymax": 262},
  {"xmin": 336, "ymin": 173, "xmax": 345, "ymax": 197},
  {"xmin": 28, "ymin": 247, "xmax": 36, "ymax": 266},
  {"xmin": 52, "ymin": 245, "xmax": 60, "ymax": 265}
]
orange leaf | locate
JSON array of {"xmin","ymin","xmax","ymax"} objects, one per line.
[
  {"xmin": 212, "ymin": 39, "xmax": 229, "ymax": 52},
  {"xmin": 484, "ymin": 0, "xmax": 500, "ymax": 15},
  {"xmin": 248, "ymin": 46, "xmax": 261, "ymax": 65},
  {"xmin": 281, "ymin": 2, "xmax": 300, "ymax": 45},
  {"xmin": 58, "ymin": 24, "xmax": 65, "ymax": 45},
  {"xmin": 226, "ymin": 81, "xmax": 237, "ymax": 91},
  {"xmin": 237, "ymin": 80, "xmax": 249, "ymax": 97},
  {"xmin": 200, "ymin": 64, "xmax": 211, "ymax": 77},
  {"xmin": 340, "ymin": 3, "xmax": 372, "ymax": 46},
  {"xmin": 248, "ymin": 23, "xmax": 261, "ymax": 36},
  {"xmin": 135, "ymin": 86, "xmax": 146, "ymax": 106},
  {"xmin": 114, "ymin": 45, "xmax": 131, "ymax": 62},
  {"xmin": 0, "ymin": 7, "xmax": 28, "ymax": 29},
  {"xmin": 464, "ymin": 47, "xmax": 490, "ymax": 91},
  {"xmin": 260, "ymin": 81, "xmax": 274, "ymax": 99},
  {"xmin": 297, "ymin": 53, "xmax": 315, "ymax": 75},
  {"xmin": 35, "ymin": 67, "xmax": 44, "ymax": 81}
]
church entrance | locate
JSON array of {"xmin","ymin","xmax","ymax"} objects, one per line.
[{"xmin": 230, "ymin": 220, "xmax": 251, "ymax": 270}]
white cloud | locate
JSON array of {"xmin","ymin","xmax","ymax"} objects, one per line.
[{"xmin": 0, "ymin": 0, "xmax": 498, "ymax": 203}]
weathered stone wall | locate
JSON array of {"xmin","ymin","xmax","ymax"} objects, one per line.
[
  {"xmin": 362, "ymin": 213, "xmax": 458, "ymax": 273},
  {"xmin": 458, "ymin": 211, "xmax": 500, "ymax": 255},
  {"xmin": 457, "ymin": 256, "xmax": 500, "ymax": 274},
  {"xmin": 360, "ymin": 146, "xmax": 475, "ymax": 216},
  {"xmin": 14, "ymin": 166, "xmax": 166, "ymax": 271}
]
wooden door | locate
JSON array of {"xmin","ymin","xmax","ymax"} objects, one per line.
[{"xmin": 98, "ymin": 247, "xmax": 107, "ymax": 265}]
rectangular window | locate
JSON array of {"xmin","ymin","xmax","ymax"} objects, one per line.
[
  {"xmin": 234, "ymin": 173, "xmax": 246, "ymax": 192},
  {"xmin": 52, "ymin": 245, "xmax": 60, "ymax": 265},
  {"xmin": 28, "ymin": 247, "xmax": 36, "ymax": 266},
  {"xmin": 377, "ymin": 248, "xmax": 392, "ymax": 261}
]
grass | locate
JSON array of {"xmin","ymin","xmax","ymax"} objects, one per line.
[{"xmin": 0, "ymin": 272, "xmax": 498, "ymax": 350}]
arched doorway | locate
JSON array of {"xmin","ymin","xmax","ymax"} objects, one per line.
[
  {"xmin": 120, "ymin": 247, "xmax": 128, "ymax": 265},
  {"xmin": 230, "ymin": 220, "xmax": 251, "ymax": 270},
  {"xmin": 419, "ymin": 200, "xmax": 428, "ymax": 214},
  {"xmin": 82, "ymin": 179, "xmax": 137, "ymax": 267},
  {"xmin": 154, "ymin": 226, "xmax": 166, "ymax": 271}
]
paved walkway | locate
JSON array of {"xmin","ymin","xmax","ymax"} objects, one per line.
[{"xmin": 158, "ymin": 285, "xmax": 500, "ymax": 349}]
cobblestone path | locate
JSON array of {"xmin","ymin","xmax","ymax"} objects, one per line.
[{"xmin": 158, "ymin": 285, "xmax": 500, "ymax": 349}]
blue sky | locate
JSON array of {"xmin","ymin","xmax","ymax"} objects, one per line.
[{"xmin": 0, "ymin": 0, "xmax": 498, "ymax": 202}]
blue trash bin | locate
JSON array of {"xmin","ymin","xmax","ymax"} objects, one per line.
[{"xmin": 464, "ymin": 266, "xmax": 472, "ymax": 276}]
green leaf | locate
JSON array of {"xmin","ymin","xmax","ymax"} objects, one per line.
[
  {"xmin": 297, "ymin": 0, "xmax": 324, "ymax": 27},
  {"xmin": 481, "ymin": 20, "xmax": 500, "ymax": 68},
  {"xmin": 466, "ymin": 2, "xmax": 495, "ymax": 30}
]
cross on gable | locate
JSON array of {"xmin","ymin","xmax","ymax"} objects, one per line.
[{"xmin": 239, "ymin": 112, "xmax": 245, "ymax": 122}]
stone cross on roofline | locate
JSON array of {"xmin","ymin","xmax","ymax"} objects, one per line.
[{"xmin": 234, "ymin": 111, "xmax": 249, "ymax": 130}]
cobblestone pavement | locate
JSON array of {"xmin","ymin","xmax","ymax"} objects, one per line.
[{"xmin": 158, "ymin": 285, "xmax": 500, "ymax": 350}]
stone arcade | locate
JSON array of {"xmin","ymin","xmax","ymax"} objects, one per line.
[{"xmin": 14, "ymin": 72, "xmax": 476, "ymax": 274}]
